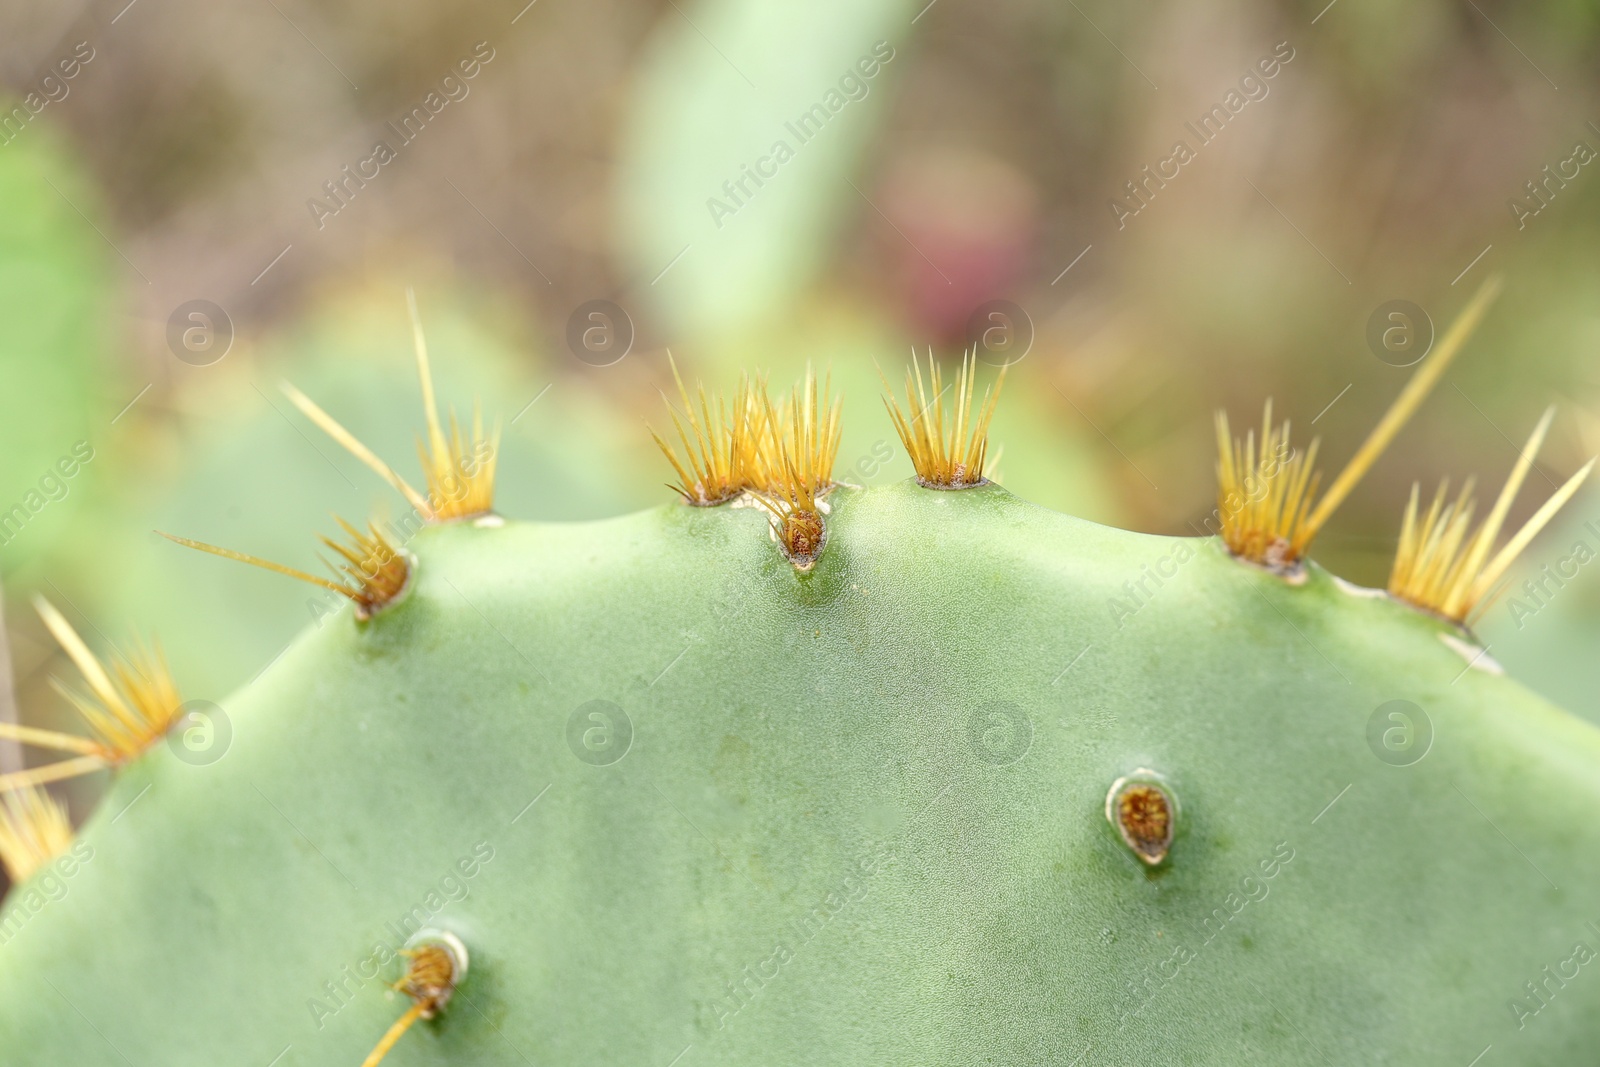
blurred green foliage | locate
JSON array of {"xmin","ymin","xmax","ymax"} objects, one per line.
[
  {"xmin": 616, "ymin": 0, "xmax": 917, "ymax": 338},
  {"xmin": 0, "ymin": 116, "xmax": 116, "ymax": 569}
]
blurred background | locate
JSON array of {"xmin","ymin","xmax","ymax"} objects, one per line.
[{"xmin": 2, "ymin": 0, "xmax": 1600, "ymax": 893}]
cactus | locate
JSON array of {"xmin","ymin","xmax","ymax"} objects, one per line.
[{"xmin": 3, "ymin": 283, "xmax": 1600, "ymax": 1066}]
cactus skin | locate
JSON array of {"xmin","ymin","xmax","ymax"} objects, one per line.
[{"xmin": 2, "ymin": 480, "xmax": 1598, "ymax": 1064}]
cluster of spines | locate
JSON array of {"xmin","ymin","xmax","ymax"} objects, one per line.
[
  {"xmin": 755, "ymin": 368, "xmax": 841, "ymax": 568},
  {"xmin": 285, "ymin": 291, "xmax": 500, "ymax": 525},
  {"xmin": 881, "ymin": 349, "xmax": 1006, "ymax": 490},
  {"xmin": 0, "ymin": 597, "xmax": 182, "ymax": 876},
  {"xmin": 163, "ymin": 290, "xmax": 498, "ymax": 620},
  {"xmin": 1389, "ymin": 408, "xmax": 1595, "ymax": 624},
  {"xmin": 0, "ymin": 785, "xmax": 72, "ymax": 883},
  {"xmin": 1213, "ymin": 275, "xmax": 1593, "ymax": 629},
  {"xmin": 1214, "ymin": 276, "xmax": 1503, "ymax": 575},
  {"xmin": 0, "ymin": 598, "xmax": 183, "ymax": 795},
  {"xmin": 652, "ymin": 352, "xmax": 1010, "ymax": 567},
  {"xmin": 650, "ymin": 363, "xmax": 842, "ymax": 568},
  {"xmin": 159, "ymin": 519, "xmax": 410, "ymax": 622},
  {"xmin": 1213, "ymin": 399, "xmax": 1321, "ymax": 569},
  {"xmin": 650, "ymin": 358, "xmax": 759, "ymax": 506}
]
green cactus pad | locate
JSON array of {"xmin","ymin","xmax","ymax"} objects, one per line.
[{"xmin": 2, "ymin": 480, "xmax": 1596, "ymax": 1064}]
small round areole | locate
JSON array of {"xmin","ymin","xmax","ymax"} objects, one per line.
[
  {"xmin": 403, "ymin": 928, "xmax": 469, "ymax": 1013},
  {"xmin": 1105, "ymin": 770, "xmax": 1178, "ymax": 866}
]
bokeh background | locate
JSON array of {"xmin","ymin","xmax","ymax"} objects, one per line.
[{"xmin": 2, "ymin": 0, "xmax": 1600, "ymax": 895}]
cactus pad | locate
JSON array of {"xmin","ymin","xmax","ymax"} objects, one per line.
[{"xmin": 2, "ymin": 479, "xmax": 1598, "ymax": 1064}]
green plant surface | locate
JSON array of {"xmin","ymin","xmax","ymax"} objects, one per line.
[
  {"xmin": 1, "ymin": 481, "xmax": 1596, "ymax": 1064},
  {"xmin": 0, "ymin": 115, "xmax": 118, "ymax": 569}
]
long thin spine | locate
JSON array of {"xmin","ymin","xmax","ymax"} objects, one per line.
[
  {"xmin": 1442, "ymin": 407, "xmax": 1554, "ymax": 615},
  {"xmin": 1467, "ymin": 458, "xmax": 1595, "ymax": 613},
  {"xmin": 0, "ymin": 756, "xmax": 109, "ymax": 793},
  {"xmin": 33, "ymin": 599, "xmax": 131, "ymax": 725},
  {"xmin": 158, "ymin": 533, "xmax": 351, "ymax": 597},
  {"xmin": 280, "ymin": 383, "xmax": 434, "ymax": 519},
  {"xmin": 0, "ymin": 722, "xmax": 104, "ymax": 757},
  {"xmin": 1302, "ymin": 274, "xmax": 1502, "ymax": 540},
  {"xmin": 361, "ymin": 1003, "xmax": 425, "ymax": 1067},
  {"xmin": 407, "ymin": 288, "xmax": 450, "ymax": 470}
]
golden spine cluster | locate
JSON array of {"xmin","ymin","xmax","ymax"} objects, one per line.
[
  {"xmin": 160, "ymin": 520, "xmax": 410, "ymax": 622},
  {"xmin": 0, "ymin": 785, "xmax": 73, "ymax": 882},
  {"xmin": 1212, "ymin": 275, "xmax": 1593, "ymax": 626},
  {"xmin": 1214, "ymin": 275, "xmax": 1496, "ymax": 572},
  {"xmin": 652, "ymin": 351, "xmax": 1011, "ymax": 565},
  {"xmin": 1389, "ymin": 408, "xmax": 1594, "ymax": 624},
  {"xmin": 281, "ymin": 290, "xmax": 499, "ymax": 524},
  {"xmin": 881, "ymin": 349, "xmax": 1005, "ymax": 490},
  {"xmin": 755, "ymin": 368, "xmax": 842, "ymax": 568},
  {"xmin": 0, "ymin": 598, "xmax": 183, "ymax": 794},
  {"xmin": 650, "ymin": 358, "xmax": 757, "ymax": 506},
  {"xmin": 650, "ymin": 363, "xmax": 841, "ymax": 568},
  {"xmin": 1214, "ymin": 399, "xmax": 1321, "ymax": 570},
  {"xmin": 162, "ymin": 290, "xmax": 498, "ymax": 620},
  {"xmin": 406, "ymin": 290, "xmax": 500, "ymax": 521}
]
